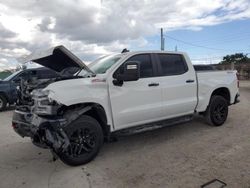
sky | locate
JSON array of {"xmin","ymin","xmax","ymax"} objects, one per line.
[{"xmin": 0, "ymin": 0, "xmax": 250, "ymax": 70}]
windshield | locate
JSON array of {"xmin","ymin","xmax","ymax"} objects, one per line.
[
  {"xmin": 88, "ymin": 54, "xmax": 121, "ymax": 74},
  {"xmin": 3, "ymin": 71, "xmax": 21, "ymax": 81}
]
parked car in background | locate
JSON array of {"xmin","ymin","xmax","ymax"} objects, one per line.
[{"xmin": 0, "ymin": 67, "xmax": 60, "ymax": 111}]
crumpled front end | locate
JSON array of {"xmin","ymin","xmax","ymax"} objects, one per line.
[
  {"xmin": 12, "ymin": 89, "xmax": 70, "ymax": 152},
  {"xmin": 12, "ymin": 110, "xmax": 34, "ymax": 137},
  {"xmin": 12, "ymin": 88, "xmax": 95, "ymax": 154}
]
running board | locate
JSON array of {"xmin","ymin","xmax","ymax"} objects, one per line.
[{"xmin": 113, "ymin": 115, "xmax": 193, "ymax": 136}]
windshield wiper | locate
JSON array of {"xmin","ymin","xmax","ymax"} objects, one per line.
[{"xmin": 76, "ymin": 67, "xmax": 96, "ymax": 77}]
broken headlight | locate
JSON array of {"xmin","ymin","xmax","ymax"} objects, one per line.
[{"xmin": 31, "ymin": 90, "xmax": 61, "ymax": 115}]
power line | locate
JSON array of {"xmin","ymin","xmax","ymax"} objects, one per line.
[
  {"xmin": 192, "ymin": 35, "xmax": 250, "ymax": 46},
  {"xmin": 164, "ymin": 35, "xmax": 228, "ymax": 51},
  {"xmin": 165, "ymin": 30, "xmax": 250, "ymax": 46},
  {"xmin": 189, "ymin": 31, "xmax": 250, "ymax": 44},
  {"xmin": 164, "ymin": 34, "xmax": 247, "ymax": 52}
]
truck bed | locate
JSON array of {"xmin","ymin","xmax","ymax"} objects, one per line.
[{"xmin": 196, "ymin": 70, "xmax": 238, "ymax": 112}]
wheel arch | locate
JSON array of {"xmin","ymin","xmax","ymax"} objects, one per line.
[
  {"xmin": 62, "ymin": 102, "xmax": 110, "ymax": 140},
  {"xmin": 210, "ymin": 87, "xmax": 230, "ymax": 105}
]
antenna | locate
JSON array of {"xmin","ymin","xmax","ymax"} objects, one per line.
[{"xmin": 121, "ymin": 48, "xmax": 129, "ymax": 53}]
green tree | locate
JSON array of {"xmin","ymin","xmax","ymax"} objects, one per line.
[
  {"xmin": 220, "ymin": 53, "xmax": 249, "ymax": 64},
  {"xmin": 0, "ymin": 70, "xmax": 12, "ymax": 80}
]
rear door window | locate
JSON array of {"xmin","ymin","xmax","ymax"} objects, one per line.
[{"xmin": 157, "ymin": 54, "xmax": 188, "ymax": 76}]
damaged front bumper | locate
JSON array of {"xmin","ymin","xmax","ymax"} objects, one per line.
[
  {"xmin": 12, "ymin": 110, "xmax": 70, "ymax": 152},
  {"xmin": 12, "ymin": 110, "xmax": 34, "ymax": 137}
]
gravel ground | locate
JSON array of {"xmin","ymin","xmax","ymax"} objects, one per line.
[{"xmin": 0, "ymin": 81, "xmax": 250, "ymax": 188}]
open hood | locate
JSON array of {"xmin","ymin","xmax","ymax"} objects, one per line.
[{"xmin": 17, "ymin": 45, "xmax": 94, "ymax": 74}]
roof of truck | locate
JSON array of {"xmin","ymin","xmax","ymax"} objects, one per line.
[{"xmin": 120, "ymin": 50, "xmax": 187, "ymax": 56}]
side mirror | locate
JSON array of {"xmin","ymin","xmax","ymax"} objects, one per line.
[{"xmin": 113, "ymin": 61, "xmax": 140, "ymax": 86}]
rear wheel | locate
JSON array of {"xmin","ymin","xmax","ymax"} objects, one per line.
[
  {"xmin": 205, "ymin": 95, "xmax": 228, "ymax": 126},
  {"xmin": 59, "ymin": 115, "xmax": 103, "ymax": 166},
  {"xmin": 0, "ymin": 95, "xmax": 7, "ymax": 111}
]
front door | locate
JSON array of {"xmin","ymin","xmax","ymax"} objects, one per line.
[{"xmin": 109, "ymin": 54, "xmax": 162, "ymax": 130}]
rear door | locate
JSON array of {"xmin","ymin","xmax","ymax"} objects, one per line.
[
  {"xmin": 155, "ymin": 53, "xmax": 197, "ymax": 118},
  {"xmin": 109, "ymin": 53, "xmax": 162, "ymax": 130}
]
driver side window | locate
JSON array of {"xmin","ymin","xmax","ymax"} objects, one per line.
[
  {"xmin": 114, "ymin": 54, "xmax": 153, "ymax": 79},
  {"xmin": 127, "ymin": 54, "xmax": 153, "ymax": 78}
]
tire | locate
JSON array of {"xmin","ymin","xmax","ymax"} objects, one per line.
[
  {"xmin": 59, "ymin": 115, "xmax": 103, "ymax": 166},
  {"xmin": 0, "ymin": 95, "xmax": 7, "ymax": 111},
  {"xmin": 205, "ymin": 95, "xmax": 228, "ymax": 126}
]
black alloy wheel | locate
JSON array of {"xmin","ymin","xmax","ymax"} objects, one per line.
[
  {"xmin": 205, "ymin": 95, "xmax": 228, "ymax": 126},
  {"xmin": 67, "ymin": 127, "xmax": 97, "ymax": 157},
  {"xmin": 213, "ymin": 103, "xmax": 227, "ymax": 123},
  {"xmin": 59, "ymin": 115, "xmax": 103, "ymax": 166}
]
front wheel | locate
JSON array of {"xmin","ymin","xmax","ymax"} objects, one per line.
[
  {"xmin": 59, "ymin": 115, "xmax": 103, "ymax": 166},
  {"xmin": 205, "ymin": 95, "xmax": 228, "ymax": 126}
]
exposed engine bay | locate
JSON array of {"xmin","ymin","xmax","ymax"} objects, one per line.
[
  {"xmin": 16, "ymin": 66, "xmax": 82, "ymax": 111},
  {"xmin": 14, "ymin": 66, "xmax": 87, "ymax": 123},
  {"xmin": 16, "ymin": 77, "xmax": 56, "ymax": 111}
]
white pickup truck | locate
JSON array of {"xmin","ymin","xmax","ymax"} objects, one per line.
[{"xmin": 12, "ymin": 46, "xmax": 239, "ymax": 166}]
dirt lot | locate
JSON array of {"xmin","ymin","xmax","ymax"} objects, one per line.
[{"xmin": 0, "ymin": 81, "xmax": 249, "ymax": 188}]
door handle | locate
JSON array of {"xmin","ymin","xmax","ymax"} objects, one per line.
[
  {"xmin": 186, "ymin": 79, "xmax": 195, "ymax": 83},
  {"xmin": 148, "ymin": 83, "xmax": 159, "ymax": 87}
]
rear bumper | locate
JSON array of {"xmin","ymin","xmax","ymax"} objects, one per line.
[{"xmin": 233, "ymin": 93, "xmax": 240, "ymax": 104}]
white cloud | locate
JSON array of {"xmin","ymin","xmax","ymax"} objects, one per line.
[
  {"xmin": 0, "ymin": 57, "xmax": 17, "ymax": 71},
  {"xmin": 0, "ymin": 0, "xmax": 249, "ymax": 68}
]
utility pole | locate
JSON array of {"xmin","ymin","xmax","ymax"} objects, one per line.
[
  {"xmin": 160, "ymin": 28, "xmax": 164, "ymax": 51},
  {"xmin": 175, "ymin": 45, "xmax": 178, "ymax": 52}
]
